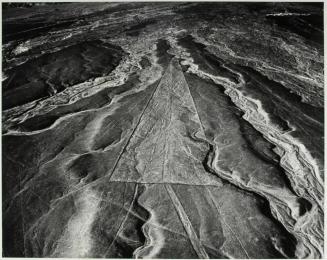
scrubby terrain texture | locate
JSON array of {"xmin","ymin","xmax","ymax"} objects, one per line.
[{"xmin": 2, "ymin": 2, "xmax": 324, "ymax": 258}]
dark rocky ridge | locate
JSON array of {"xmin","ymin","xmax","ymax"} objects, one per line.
[{"xmin": 3, "ymin": 40, "xmax": 124, "ymax": 109}]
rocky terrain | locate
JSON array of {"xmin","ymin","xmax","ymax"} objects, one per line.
[{"xmin": 2, "ymin": 2, "xmax": 324, "ymax": 258}]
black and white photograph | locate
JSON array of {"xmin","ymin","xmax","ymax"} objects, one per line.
[{"xmin": 1, "ymin": 1, "xmax": 324, "ymax": 258}]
